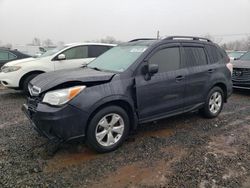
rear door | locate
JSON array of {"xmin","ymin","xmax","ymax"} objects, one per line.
[
  {"xmin": 181, "ymin": 43, "xmax": 211, "ymax": 108},
  {"xmin": 135, "ymin": 44, "xmax": 186, "ymax": 121},
  {"xmin": 88, "ymin": 45, "xmax": 112, "ymax": 62}
]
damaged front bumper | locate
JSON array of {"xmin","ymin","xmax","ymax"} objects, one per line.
[{"xmin": 22, "ymin": 99, "xmax": 89, "ymax": 141}]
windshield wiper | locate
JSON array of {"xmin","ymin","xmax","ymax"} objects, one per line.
[{"xmin": 87, "ymin": 66, "xmax": 102, "ymax": 71}]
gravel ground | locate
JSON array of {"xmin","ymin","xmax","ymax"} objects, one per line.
[{"xmin": 0, "ymin": 88, "xmax": 250, "ymax": 188}]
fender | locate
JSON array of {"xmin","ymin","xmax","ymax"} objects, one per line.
[{"xmin": 87, "ymin": 94, "xmax": 138, "ymax": 130}]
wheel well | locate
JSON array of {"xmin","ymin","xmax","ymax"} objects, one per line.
[
  {"xmin": 19, "ymin": 71, "xmax": 45, "ymax": 89},
  {"xmin": 212, "ymin": 83, "xmax": 227, "ymax": 102},
  {"xmin": 86, "ymin": 100, "xmax": 136, "ymax": 133}
]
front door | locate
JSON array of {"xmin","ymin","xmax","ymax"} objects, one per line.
[
  {"xmin": 54, "ymin": 45, "xmax": 94, "ymax": 70},
  {"xmin": 135, "ymin": 44, "xmax": 186, "ymax": 122}
]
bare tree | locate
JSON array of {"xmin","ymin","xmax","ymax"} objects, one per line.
[
  {"xmin": 88, "ymin": 36, "xmax": 123, "ymax": 44},
  {"xmin": 222, "ymin": 36, "xmax": 250, "ymax": 51},
  {"xmin": 43, "ymin": 39, "xmax": 54, "ymax": 47},
  {"xmin": 4, "ymin": 43, "xmax": 12, "ymax": 49},
  {"xmin": 57, "ymin": 41, "xmax": 65, "ymax": 47},
  {"xmin": 203, "ymin": 34, "xmax": 222, "ymax": 44},
  {"xmin": 32, "ymin": 37, "xmax": 41, "ymax": 46}
]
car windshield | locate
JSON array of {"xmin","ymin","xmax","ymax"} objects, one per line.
[
  {"xmin": 87, "ymin": 45, "xmax": 148, "ymax": 72},
  {"xmin": 38, "ymin": 46, "xmax": 67, "ymax": 58},
  {"xmin": 228, "ymin": 52, "xmax": 245, "ymax": 59},
  {"xmin": 240, "ymin": 52, "xmax": 250, "ymax": 61}
]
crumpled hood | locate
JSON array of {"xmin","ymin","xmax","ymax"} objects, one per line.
[
  {"xmin": 4, "ymin": 57, "xmax": 36, "ymax": 66},
  {"xmin": 232, "ymin": 60, "xmax": 250, "ymax": 69},
  {"xmin": 30, "ymin": 68, "xmax": 116, "ymax": 94}
]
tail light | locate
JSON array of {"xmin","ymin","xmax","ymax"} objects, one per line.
[{"xmin": 226, "ymin": 62, "xmax": 233, "ymax": 75}]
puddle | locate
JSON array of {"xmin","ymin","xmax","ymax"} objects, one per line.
[
  {"xmin": 45, "ymin": 147, "xmax": 98, "ymax": 172},
  {"xmin": 91, "ymin": 146, "xmax": 186, "ymax": 188},
  {"xmin": 139, "ymin": 126, "xmax": 175, "ymax": 138},
  {"xmin": 92, "ymin": 161, "xmax": 168, "ymax": 188}
]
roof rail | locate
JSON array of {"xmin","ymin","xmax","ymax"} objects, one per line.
[
  {"xmin": 129, "ymin": 38, "xmax": 157, "ymax": 42},
  {"xmin": 164, "ymin": 36, "xmax": 212, "ymax": 42}
]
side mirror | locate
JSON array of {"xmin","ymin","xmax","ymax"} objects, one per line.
[
  {"xmin": 148, "ymin": 64, "xmax": 158, "ymax": 75},
  {"xmin": 143, "ymin": 64, "xmax": 158, "ymax": 80},
  {"xmin": 57, "ymin": 54, "xmax": 66, "ymax": 60}
]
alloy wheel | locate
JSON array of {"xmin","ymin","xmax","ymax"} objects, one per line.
[
  {"xmin": 95, "ymin": 113, "xmax": 125, "ymax": 147},
  {"xmin": 209, "ymin": 91, "xmax": 222, "ymax": 114}
]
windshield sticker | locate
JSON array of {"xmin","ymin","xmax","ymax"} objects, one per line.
[{"xmin": 130, "ymin": 48, "xmax": 147, "ymax": 53}]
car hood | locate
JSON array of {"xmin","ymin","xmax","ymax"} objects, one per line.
[
  {"xmin": 30, "ymin": 68, "xmax": 116, "ymax": 94},
  {"xmin": 232, "ymin": 60, "xmax": 250, "ymax": 69},
  {"xmin": 4, "ymin": 57, "xmax": 36, "ymax": 66}
]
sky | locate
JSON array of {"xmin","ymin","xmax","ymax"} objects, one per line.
[{"xmin": 0, "ymin": 0, "xmax": 250, "ymax": 45}]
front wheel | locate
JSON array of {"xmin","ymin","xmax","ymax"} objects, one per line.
[
  {"xmin": 22, "ymin": 74, "xmax": 39, "ymax": 96},
  {"xmin": 201, "ymin": 87, "xmax": 224, "ymax": 118},
  {"xmin": 86, "ymin": 106, "xmax": 130, "ymax": 153}
]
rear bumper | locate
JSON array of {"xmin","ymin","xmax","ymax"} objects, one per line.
[{"xmin": 22, "ymin": 101, "xmax": 88, "ymax": 141}]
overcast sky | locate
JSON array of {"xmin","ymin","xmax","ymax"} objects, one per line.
[{"xmin": 0, "ymin": 0, "xmax": 250, "ymax": 45}]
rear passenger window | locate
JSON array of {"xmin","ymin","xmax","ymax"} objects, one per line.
[
  {"xmin": 206, "ymin": 45, "xmax": 223, "ymax": 63},
  {"xmin": 183, "ymin": 47, "xmax": 207, "ymax": 67},
  {"xmin": 88, "ymin": 45, "xmax": 111, "ymax": 58},
  {"xmin": 8, "ymin": 53, "xmax": 17, "ymax": 60},
  {"xmin": 149, "ymin": 47, "xmax": 180, "ymax": 73},
  {"xmin": 0, "ymin": 51, "xmax": 9, "ymax": 60}
]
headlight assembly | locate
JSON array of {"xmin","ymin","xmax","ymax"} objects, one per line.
[
  {"xmin": 1, "ymin": 66, "xmax": 21, "ymax": 73},
  {"xmin": 42, "ymin": 86, "xmax": 86, "ymax": 106}
]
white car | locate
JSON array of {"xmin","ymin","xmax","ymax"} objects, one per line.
[{"xmin": 0, "ymin": 43, "xmax": 115, "ymax": 94}]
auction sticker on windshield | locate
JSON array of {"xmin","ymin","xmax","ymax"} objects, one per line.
[{"xmin": 130, "ymin": 47, "xmax": 147, "ymax": 53}]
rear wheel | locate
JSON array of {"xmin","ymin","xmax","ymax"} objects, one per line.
[
  {"xmin": 22, "ymin": 74, "xmax": 39, "ymax": 96},
  {"xmin": 86, "ymin": 106, "xmax": 130, "ymax": 153},
  {"xmin": 201, "ymin": 86, "xmax": 224, "ymax": 118}
]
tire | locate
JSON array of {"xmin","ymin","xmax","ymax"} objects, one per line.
[
  {"xmin": 201, "ymin": 86, "xmax": 224, "ymax": 118},
  {"xmin": 22, "ymin": 74, "xmax": 39, "ymax": 96},
  {"xmin": 86, "ymin": 106, "xmax": 130, "ymax": 153}
]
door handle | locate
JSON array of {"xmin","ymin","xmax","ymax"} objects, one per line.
[
  {"xmin": 208, "ymin": 69, "xmax": 215, "ymax": 73},
  {"xmin": 175, "ymin": 75, "xmax": 185, "ymax": 82}
]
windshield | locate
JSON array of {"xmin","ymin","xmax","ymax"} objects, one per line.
[
  {"xmin": 38, "ymin": 46, "xmax": 67, "ymax": 58},
  {"xmin": 228, "ymin": 52, "xmax": 245, "ymax": 59},
  {"xmin": 240, "ymin": 52, "xmax": 250, "ymax": 61},
  {"xmin": 87, "ymin": 45, "xmax": 148, "ymax": 72}
]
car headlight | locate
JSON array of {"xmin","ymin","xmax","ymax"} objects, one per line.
[
  {"xmin": 1, "ymin": 66, "xmax": 21, "ymax": 73},
  {"xmin": 42, "ymin": 86, "xmax": 86, "ymax": 106}
]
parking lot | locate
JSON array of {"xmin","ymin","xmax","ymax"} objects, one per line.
[{"xmin": 0, "ymin": 86, "xmax": 250, "ymax": 187}]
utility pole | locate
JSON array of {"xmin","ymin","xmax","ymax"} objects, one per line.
[{"xmin": 157, "ymin": 31, "xmax": 160, "ymax": 39}]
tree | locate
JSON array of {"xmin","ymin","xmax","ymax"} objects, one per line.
[
  {"xmin": 32, "ymin": 37, "xmax": 41, "ymax": 46},
  {"xmin": 43, "ymin": 39, "xmax": 53, "ymax": 47},
  {"xmin": 88, "ymin": 36, "xmax": 123, "ymax": 44},
  {"xmin": 57, "ymin": 41, "xmax": 65, "ymax": 47}
]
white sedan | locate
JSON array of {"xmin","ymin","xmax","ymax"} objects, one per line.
[{"xmin": 0, "ymin": 43, "xmax": 115, "ymax": 94}]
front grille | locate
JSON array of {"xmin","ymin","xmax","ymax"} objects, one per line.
[
  {"xmin": 27, "ymin": 97, "xmax": 42, "ymax": 112},
  {"xmin": 232, "ymin": 68, "xmax": 250, "ymax": 81}
]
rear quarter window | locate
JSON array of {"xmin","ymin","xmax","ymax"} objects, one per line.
[{"xmin": 206, "ymin": 45, "xmax": 224, "ymax": 64}]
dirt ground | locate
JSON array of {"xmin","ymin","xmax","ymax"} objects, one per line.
[{"xmin": 0, "ymin": 88, "xmax": 250, "ymax": 188}]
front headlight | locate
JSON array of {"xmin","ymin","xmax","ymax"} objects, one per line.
[
  {"xmin": 42, "ymin": 86, "xmax": 86, "ymax": 106},
  {"xmin": 1, "ymin": 66, "xmax": 21, "ymax": 73}
]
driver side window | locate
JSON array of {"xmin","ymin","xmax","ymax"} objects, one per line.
[
  {"xmin": 149, "ymin": 47, "xmax": 180, "ymax": 73},
  {"xmin": 63, "ymin": 46, "xmax": 88, "ymax": 60}
]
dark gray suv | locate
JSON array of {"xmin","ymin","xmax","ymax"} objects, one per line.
[{"xmin": 23, "ymin": 36, "xmax": 233, "ymax": 152}]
